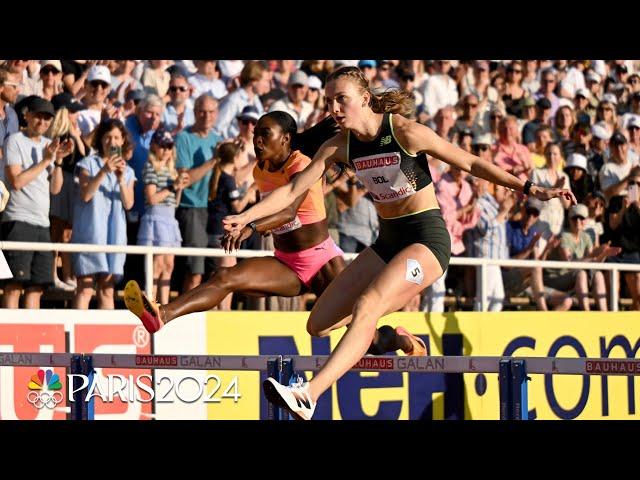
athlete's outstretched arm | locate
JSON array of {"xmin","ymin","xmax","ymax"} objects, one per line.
[
  {"xmin": 401, "ymin": 121, "xmax": 577, "ymax": 204},
  {"xmin": 223, "ymin": 135, "xmax": 344, "ymax": 234}
]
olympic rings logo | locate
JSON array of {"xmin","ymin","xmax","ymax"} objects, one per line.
[{"xmin": 27, "ymin": 390, "xmax": 64, "ymax": 409}]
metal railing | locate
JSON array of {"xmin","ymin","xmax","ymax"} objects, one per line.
[{"xmin": 2, "ymin": 240, "xmax": 640, "ymax": 311}]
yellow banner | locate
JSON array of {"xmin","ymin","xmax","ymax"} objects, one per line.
[{"xmin": 204, "ymin": 311, "xmax": 640, "ymax": 420}]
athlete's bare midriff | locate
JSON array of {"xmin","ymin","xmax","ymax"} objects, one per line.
[
  {"xmin": 373, "ymin": 182, "xmax": 439, "ymax": 219},
  {"xmin": 272, "ymin": 218, "xmax": 330, "ymax": 253}
]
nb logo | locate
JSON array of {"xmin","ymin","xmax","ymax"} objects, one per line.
[
  {"xmin": 372, "ymin": 176, "xmax": 389, "ymax": 184},
  {"xmin": 380, "ymin": 135, "xmax": 392, "ymax": 146},
  {"xmin": 292, "ymin": 391, "xmax": 311, "ymax": 410}
]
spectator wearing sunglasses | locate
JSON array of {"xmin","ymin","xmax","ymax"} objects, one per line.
[
  {"xmin": 303, "ymin": 75, "xmax": 328, "ymax": 129},
  {"xmin": 34, "ymin": 60, "xmax": 63, "ymax": 101},
  {"xmin": 162, "ymin": 73, "xmax": 195, "ymax": 134},
  {"xmin": 534, "ymin": 68, "xmax": 560, "ymax": 117},
  {"xmin": 453, "ymin": 94, "xmax": 485, "ymax": 139},
  {"xmin": 268, "ymin": 70, "xmax": 313, "ymax": 131},
  {"xmin": 370, "ymin": 60, "xmax": 399, "ymax": 92},
  {"xmin": 0, "ymin": 68, "xmax": 21, "ymax": 161},
  {"xmin": 77, "ymin": 66, "xmax": 112, "ymax": 136},
  {"xmin": 233, "ymin": 106, "xmax": 259, "ymax": 203},
  {"xmin": 626, "ymin": 115, "xmax": 640, "ymax": 164},
  {"xmin": 503, "ymin": 61, "xmax": 528, "ymax": 118},
  {"xmin": 396, "ymin": 67, "xmax": 423, "ymax": 111}
]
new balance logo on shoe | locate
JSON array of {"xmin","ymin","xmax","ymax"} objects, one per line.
[{"xmin": 292, "ymin": 390, "xmax": 311, "ymax": 410}]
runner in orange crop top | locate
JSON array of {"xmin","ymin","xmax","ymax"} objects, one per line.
[{"xmin": 124, "ymin": 111, "xmax": 425, "ymax": 362}]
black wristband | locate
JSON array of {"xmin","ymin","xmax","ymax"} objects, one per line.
[{"xmin": 523, "ymin": 180, "xmax": 534, "ymax": 195}]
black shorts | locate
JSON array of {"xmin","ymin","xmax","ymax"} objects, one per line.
[
  {"xmin": 176, "ymin": 207, "xmax": 208, "ymax": 275},
  {"xmin": 370, "ymin": 208, "xmax": 451, "ymax": 273},
  {"xmin": 0, "ymin": 221, "xmax": 54, "ymax": 286}
]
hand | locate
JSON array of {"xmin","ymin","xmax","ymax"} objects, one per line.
[
  {"xmin": 553, "ymin": 176, "xmax": 566, "ymax": 189},
  {"xmin": 503, "ymin": 190, "xmax": 517, "ymax": 212},
  {"xmin": 530, "ymin": 185, "xmax": 576, "ymax": 205},
  {"xmin": 114, "ymin": 158, "xmax": 126, "ymax": 179},
  {"xmin": 545, "ymin": 235, "xmax": 560, "ymax": 253},
  {"xmin": 43, "ymin": 138, "xmax": 61, "ymax": 164},
  {"xmin": 221, "ymin": 226, "xmax": 253, "ymax": 253},
  {"xmin": 175, "ymin": 172, "xmax": 190, "ymax": 190},
  {"xmin": 56, "ymin": 138, "xmax": 75, "ymax": 160},
  {"xmin": 222, "ymin": 213, "xmax": 248, "ymax": 236},
  {"xmin": 526, "ymin": 231, "xmax": 543, "ymax": 252},
  {"xmin": 103, "ymin": 154, "xmax": 123, "ymax": 174}
]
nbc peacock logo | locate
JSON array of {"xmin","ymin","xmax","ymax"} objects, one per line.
[{"xmin": 27, "ymin": 368, "xmax": 63, "ymax": 409}]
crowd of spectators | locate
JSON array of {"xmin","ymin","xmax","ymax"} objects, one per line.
[{"xmin": 1, "ymin": 59, "xmax": 638, "ymax": 311}]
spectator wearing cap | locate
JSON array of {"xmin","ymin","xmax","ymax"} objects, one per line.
[
  {"xmin": 46, "ymin": 93, "xmax": 87, "ymax": 291},
  {"xmin": 0, "ymin": 69, "xmax": 21, "ymax": 163},
  {"xmin": 215, "ymin": 61, "xmax": 269, "ymax": 140},
  {"xmin": 626, "ymin": 115, "xmax": 640, "ymax": 164},
  {"xmin": 493, "ymin": 115, "xmax": 533, "ymax": 181},
  {"xmin": 603, "ymin": 166, "xmax": 640, "ymax": 310},
  {"xmin": 585, "ymin": 70, "xmax": 603, "ymax": 102},
  {"xmin": 564, "ymin": 153, "xmax": 593, "ymax": 204},
  {"xmin": 268, "ymin": 70, "xmax": 313, "ymax": 131},
  {"xmin": 34, "ymin": 60, "xmax": 63, "ymax": 101},
  {"xmin": 162, "ymin": 73, "xmax": 195, "ymax": 135},
  {"xmin": 357, "ymin": 60, "xmax": 377, "ymax": 83},
  {"xmin": 396, "ymin": 67, "xmax": 424, "ymax": 111},
  {"xmin": 596, "ymin": 98, "xmax": 618, "ymax": 137},
  {"xmin": 463, "ymin": 178, "xmax": 515, "ymax": 311},
  {"xmin": 188, "ymin": 60, "xmax": 227, "ymax": 101},
  {"xmin": 534, "ymin": 68, "xmax": 560, "ymax": 117},
  {"xmin": 621, "ymin": 93, "xmax": 640, "ymax": 130},
  {"xmin": 503, "ymin": 61, "xmax": 528, "ymax": 118},
  {"xmin": 559, "ymin": 60, "xmax": 587, "ymax": 99},
  {"xmin": 544, "ymin": 203, "xmax": 618, "ymax": 311},
  {"xmin": 125, "ymin": 94, "xmax": 164, "ymax": 222},
  {"xmin": 111, "ymin": 60, "xmax": 142, "ymax": 106},
  {"xmin": 303, "ymin": 75, "xmax": 328, "ymax": 129},
  {"xmin": 175, "ymin": 94, "xmax": 222, "ymax": 292},
  {"xmin": 530, "ymin": 143, "xmax": 572, "ymax": 238},
  {"xmin": 71, "ymin": 119, "xmax": 135, "ymax": 309},
  {"xmin": 519, "ymin": 96, "xmax": 537, "ymax": 128},
  {"xmin": 1, "ymin": 98, "xmax": 68, "ymax": 308},
  {"xmin": 137, "ymin": 127, "xmax": 186, "ymax": 304},
  {"xmin": 141, "ymin": 60, "xmax": 171, "ymax": 99},
  {"xmin": 599, "ymin": 131, "xmax": 637, "ymax": 200},
  {"xmin": 77, "ymin": 65, "xmax": 112, "ymax": 136},
  {"xmin": 233, "ymin": 106, "xmax": 259, "ymax": 202},
  {"xmin": 574, "ymin": 88, "xmax": 595, "ymax": 124},
  {"xmin": 522, "ymin": 97, "xmax": 554, "ymax": 150},
  {"xmin": 370, "ymin": 60, "xmax": 399, "ymax": 92},
  {"xmin": 422, "ymin": 60, "xmax": 459, "ymax": 118}
]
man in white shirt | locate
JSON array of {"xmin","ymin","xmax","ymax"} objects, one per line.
[
  {"xmin": 268, "ymin": 70, "xmax": 313, "ymax": 131},
  {"xmin": 422, "ymin": 60, "xmax": 459, "ymax": 118},
  {"xmin": 188, "ymin": 60, "xmax": 227, "ymax": 100}
]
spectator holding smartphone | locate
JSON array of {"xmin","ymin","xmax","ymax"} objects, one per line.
[{"xmin": 71, "ymin": 119, "xmax": 135, "ymax": 309}]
